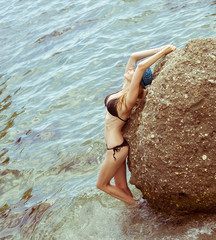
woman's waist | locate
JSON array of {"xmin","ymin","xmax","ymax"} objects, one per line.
[
  {"xmin": 104, "ymin": 129, "xmax": 124, "ymax": 147},
  {"xmin": 104, "ymin": 126, "xmax": 123, "ymax": 136}
]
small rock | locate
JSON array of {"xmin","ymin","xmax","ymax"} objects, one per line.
[{"xmin": 202, "ymin": 155, "xmax": 207, "ymax": 160}]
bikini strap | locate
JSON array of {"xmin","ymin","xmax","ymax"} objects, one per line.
[
  {"xmin": 106, "ymin": 139, "xmax": 129, "ymax": 160},
  {"xmin": 107, "ymin": 146, "xmax": 121, "ymax": 160},
  {"xmin": 117, "ymin": 115, "xmax": 129, "ymax": 122}
]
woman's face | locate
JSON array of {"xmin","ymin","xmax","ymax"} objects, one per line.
[{"xmin": 124, "ymin": 67, "xmax": 135, "ymax": 82}]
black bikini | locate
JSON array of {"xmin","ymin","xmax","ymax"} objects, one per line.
[
  {"xmin": 104, "ymin": 91, "xmax": 129, "ymax": 122},
  {"xmin": 106, "ymin": 139, "xmax": 129, "ymax": 160},
  {"xmin": 104, "ymin": 91, "xmax": 129, "ymax": 160}
]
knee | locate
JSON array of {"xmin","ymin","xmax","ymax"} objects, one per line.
[
  {"xmin": 96, "ymin": 181, "xmax": 105, "ymax": 191},
  {"xmin": 96, "ymin": 181, "xmax": 101, "ymax": 190},
  {"xmin": 96, "ymin": 181, "xmax": 110, "ymax": 194}
]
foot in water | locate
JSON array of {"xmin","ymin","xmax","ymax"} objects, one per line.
[{"xmin": 137, "ymin": 197, "xmax": 145, "ymax": 205}]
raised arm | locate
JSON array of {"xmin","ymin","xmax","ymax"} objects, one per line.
[
  {"xmin": 125, "ymin": 46, "xmax": 167, "ymax": 73},
  {"xmin": 125, "ymin": 45, "xmax": 176, "ymax": 109}
]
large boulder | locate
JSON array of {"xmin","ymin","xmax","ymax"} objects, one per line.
[{"xmin": 124, "ymin": 37, "xmax": 216, "ymax": 213}]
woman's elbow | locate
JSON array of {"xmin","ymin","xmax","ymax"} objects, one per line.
[
  {"xmin": 137, "ymin": 62, "xmax": 148, "ymax": 71},
  {"xmin": 130, "ymin": 53, "xmax": 137, "ymax": 62}
]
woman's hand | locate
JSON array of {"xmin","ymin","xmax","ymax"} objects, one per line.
[{"xmin": 161, "ymin": 45, "xmax": 176, "ymax": 55}]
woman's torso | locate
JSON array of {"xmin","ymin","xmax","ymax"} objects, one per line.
[{"xmin": 104, "ymin": 90, "xmax": 130, "ymax": 147}]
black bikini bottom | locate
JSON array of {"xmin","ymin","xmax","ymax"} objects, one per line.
[{"xmin": 106, "ymin": 138, "xmax": 129, "ymax": 160}]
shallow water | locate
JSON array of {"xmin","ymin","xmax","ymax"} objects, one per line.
[{"xmin": 0, "ymin": 0, "xmax": 216, "ymax": 239}]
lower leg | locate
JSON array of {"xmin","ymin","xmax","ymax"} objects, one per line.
[
  {"xmin": 97, "ymin": 183, "xmax": 136, "ymax": 205},
  {"xmin": 114, "ymin": 161, "xmax": 133, "ymax": 198},
  {"xmin": 122, "ymin": 186, "xmax": 133, "ymax": 197}
]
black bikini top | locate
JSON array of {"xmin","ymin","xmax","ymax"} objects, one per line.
[{"xmin": 104, "ymin": 91, "xmax": 129, "ymax": 123}]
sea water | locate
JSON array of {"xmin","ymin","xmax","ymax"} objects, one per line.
[{"xmin": 0, "ymin": 0, "xmax": 216, "ymax": 239}]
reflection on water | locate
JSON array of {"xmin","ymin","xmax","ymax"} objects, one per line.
[
  {"xmin": 0, "ymin": 79, "xmax": 23, "ymax": 141},
  {"xmin": 0, "ymin": 198, "xmax": 52, "ymax": 240},
  {"xmin": 1, "ymin": 176, "xmax": 216, "ymax": 239},
  {"xmin": 0, "ymin": 0, "xmax": 216, "ymax": 239},
  {"xmin": 2, "ymin": 188, "xmax": 215, "ymax": 240}
]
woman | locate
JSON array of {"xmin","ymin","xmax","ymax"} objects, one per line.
[{"xmin": 96, "ymin": 45, "xmax": 176, "ymax": 205}]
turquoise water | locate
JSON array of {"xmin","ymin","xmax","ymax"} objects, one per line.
[{"xmin": 0, "ymin": 0, "xmax": 216, "ymax": 239}]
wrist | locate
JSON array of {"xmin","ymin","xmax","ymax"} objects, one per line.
[
  {"xmin": 158, "ymin": 48, "xmax": 166, "ymax": 56},
  {"xmin": 158, "ymin": 46, "xmax": 166, "ymax": 52}
]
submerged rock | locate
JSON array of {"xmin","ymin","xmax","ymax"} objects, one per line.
[{"xmin": 124, "ymin": 37, "xmax": 216, "ymax": 213}]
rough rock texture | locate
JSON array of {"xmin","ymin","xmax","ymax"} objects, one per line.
[{"xmin": 124, "ymin": 37, "xmax": 216, "ymax": 213}]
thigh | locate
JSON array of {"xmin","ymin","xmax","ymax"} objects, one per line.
[{"xmin": 97, "ymin": 145, "xmax": 128, "ymax": 186}]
